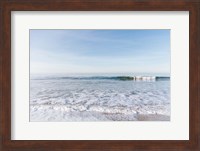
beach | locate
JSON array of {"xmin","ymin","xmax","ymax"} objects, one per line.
[{"xmin": 30, "ymin": 75, "xmax": 170, "ymax": 122}]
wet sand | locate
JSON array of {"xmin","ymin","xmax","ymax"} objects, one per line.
[{"xmin": 137, "ymin": 114, "xmax": 170, "ymax": 121}]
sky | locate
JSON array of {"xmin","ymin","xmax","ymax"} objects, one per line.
[{"xmin": 30, "ymin": 30, "xmax": 170, "ymax": 75}]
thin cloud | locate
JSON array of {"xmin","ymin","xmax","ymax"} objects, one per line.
[{"xmin": 30, "ymin": 30, "xmax": 170, "ymax": 75}]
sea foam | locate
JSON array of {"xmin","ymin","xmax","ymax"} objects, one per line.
[{"xmin": 30, "ymin": 76, "xmax": 170, "ymax": 121}]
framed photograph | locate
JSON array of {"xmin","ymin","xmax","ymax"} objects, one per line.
[{"xmin": 0, "ymin": 0, "xmax": 199, "ymax": 151}]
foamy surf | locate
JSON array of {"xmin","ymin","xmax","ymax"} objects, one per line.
[{"xmin": 30, "ymin": 75, "xmax": 170, "ymax": 121}]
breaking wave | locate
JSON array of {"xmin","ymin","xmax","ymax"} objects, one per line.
[{"xmin": 32, "ymin": 76, "xmax": 170, "ymax": 81}]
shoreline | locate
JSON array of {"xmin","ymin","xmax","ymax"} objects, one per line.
[
  {"xmin": 137, "ymin": 114, "xmax": 170, "ymax": 121},
  {"xmin": 30, "ymin": 105, "xmax": 170, "ymax": 122}
]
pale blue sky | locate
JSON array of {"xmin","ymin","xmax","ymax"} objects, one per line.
[{"xmin": 30, "ymin": 30, "xmax": 170, "ymax": 75}]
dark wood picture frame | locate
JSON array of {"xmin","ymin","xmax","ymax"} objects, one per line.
[{"xmin": 0, "ymin": 0, "xmax": 200, "ymax": 150}]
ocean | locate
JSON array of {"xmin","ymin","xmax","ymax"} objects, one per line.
[{"xmin": 30, "ymin": 74, "xmax": 170, "ymax": 121}]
